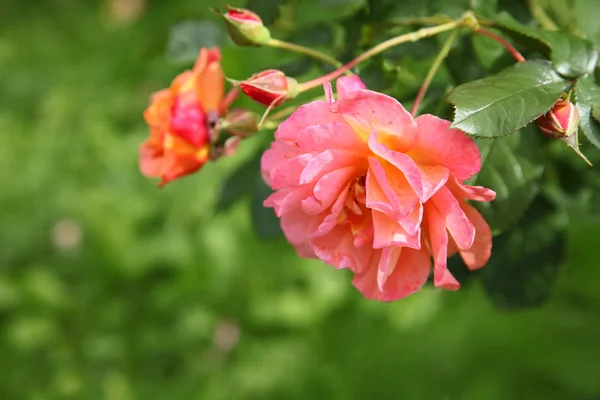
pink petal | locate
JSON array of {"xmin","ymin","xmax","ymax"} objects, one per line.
[
  {"xmin": 310, "ymin": 183, "xmax": 351, "ymax": 237},
  {"xmin": 294, "ymin": 123, "xmax": 369, "ymax": 154},
  {"xmin": 377, "ymin": 247, "xmax": 402, "ymax": 291},
  {"xmin": 280, "ymin": 207, "xmax": 312, "ymax": 245},
  {"xmin": 398, "ymin": 202, "xmax": 423, "ymax": 237},
  {"xmin": 367, "ymin": 157, "xmax": 419, "ymax": 218},
  {"xmin": 261, "ymin": 141, "xmax": 305, "ymax": 186},
  {"xmin": 270, "ymin": 153, "xmax": 313, "ymax": 189},
  {"xmin": 417, "ymin": 165, "xmax": 450, "ymax": 202},
  {"xmin": 335, "ymin": 90, "xmax": 418, "ymax": 151},
  {"xmin": 447, "ymin": 175, "xmax": 496, "ymax": 202},
  {"xmin": 430, "ymin": 186, "xmax": 475, "ymax": 250},
  {"xmin": 459, "ymin": 203, "xmax": 492, "ymax": 270},
  {"xmin": 275, "ymin": 100, "xmax": 344, "ymax": 143},
  {"xmin": 365, "ymin": 167, "xmax": 397, "ymax": 218},
  {"xmin": 372, "ymin": 210, "xmax": 420, "ymax": 250},
  {"xmin": 336, "ymin": 75, "xmax": 367, "ymax": 98},
  {"xmin": 311, "ymin": 225, "xmax": 374, "ymax": 272},
  {"xmin": 367, "ymin": 131, "xmax": 424, "ymax": 199},
  {"xmin": 352, "ymin": 248, "xmax": 431, "ymax": 301},
  {"xmin": 425, "ymin": 203, "xmax": 460, "ymax": 291},
  {"xmin": 299, "ymin": 150, "xmax": 364, "ymax": 185},
  {"xmin": 413, "ymin": 114, "xmax": 482, "ymax": 181},
  {"xmin": 266, "ymin": 185, "xmax": 313, "ymax": 217},
  {"xmin": 301, "ymin": 166, "xmax": 358, "ymax": 215}
]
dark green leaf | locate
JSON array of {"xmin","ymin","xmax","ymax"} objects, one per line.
[
  {"xmin": 538, "ymin": 31, "xmax": 598, "ymax": 78},
  {"xmin": 592, "ymin": 104, "xmax": 600, "ymax": 123},
  {"xmin": 469, "ymin": 0, "xmax": 497, "ymax": 19},
  {"xmin": 573, "ymin": 0, "xmax": 600, "ymax": 48},
  {"xmin": 251, "ymin": 175, "xmax": 284, "ymax": 240},
  {"xmin": 574, "ymin": 76, "xmax": 600, "ymax": 148},
  {"xmin": 277, "ymin": 57, "xmax": 314, "ymax": 76},
  {"xmin": 446, "ymin": 34, "xmax": 487, "ymax": 83},
  {"xmin": 216, "ymin": 156, "xmax": 261, "ymax": 212},
  {"xmin": 471, "ymin": 33, "xmax": 504, "ymax": 70},
  {"xmin": 492, "ymin": 12, "xmax": 598, "ymax": 78},
  {"xmin": 489, "ymin": 12, "xmax": 551, "ymax": 56},
  {"xmin": 447, "ymin": 60, "xmax": 569, "ymax": 137},
  {"xmin": 480, "ymin": 195, "xmax": 566, "ymax": 310},
  {"xmin": 471, "ymin": 128, "xmax": 546, "ymax": 233},
  {"xmin": 167, "ymin": 20, "xmax": 223, "ymax": 64},
  {"xmin": 294, "ymin": 0, "xmax": 367, "ymax": 26},
  {"xmin": 245, "ymin": 0, "xmax": 289, "ymax": 25}
]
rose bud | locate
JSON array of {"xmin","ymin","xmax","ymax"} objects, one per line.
[
  {"xmin": 234, "ymin": 69, "xmax": 299, "ymax": 107},
  {"xmin": 219, "ymin": 108, "xmax": 260, "ymax": 137},
  {"xmin": 216, "ymin": 6, "xmax": 271, "ymax": 47},
  {"xmin": 537, "ymin": 98, "xmax": 580, "ymax": 139}
]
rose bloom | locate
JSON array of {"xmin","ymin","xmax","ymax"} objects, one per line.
[
  {"xmin": 140, "ymin": 48, "xmax": 235, "ymax": 186},
  {"xmin": 261, "ymin": 76, "xmax": 496, "ymax": 301}
]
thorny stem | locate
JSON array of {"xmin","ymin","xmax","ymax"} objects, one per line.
[
  {"xmin": 297, "ymin": 18, "xmax": 466, "ymax": 93},
  {"xmin": 410, "ymin": 29, "xmax": 459, "ymax": 117},
  {"xmin": 475, "ymin": 28, "xmax": 525, "ymax": 63},
  {"xmin": 267, "ymin": 38, "xmax": 350, "ymax": 74}
]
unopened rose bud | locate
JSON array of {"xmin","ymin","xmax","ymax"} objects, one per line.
[
  {"xmin": 537, "ymin": 98, "xmax": 580, "ymax": 139},
  {"xmin": 217, "ymin": 6, "xmax": 271, "ymax": 47},
  {"xmin": 219, "ymin": 108, "xmax": 259, "ymax": 137},
  {"xmin": 235, "ymin": 70, "xmax": 299, "ymax": 107}
]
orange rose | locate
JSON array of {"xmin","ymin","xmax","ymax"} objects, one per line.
[{"xmin": 140, "ymin": 48, "xmax": 235, "ymax": 186}]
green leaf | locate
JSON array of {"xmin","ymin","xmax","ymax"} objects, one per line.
[
  {"xmin": 469, "ymin": 0, "xmax": 498, "ymax": 19},
  {"xmin": 251, "ymin": 175, "xmax": 284, "ymax": 240},
  {"xmin": 480, "ymin": 195, "xmax": 566, "ymax": 310},
  {"xmin": 574, "ymin": 75, "xmax": 600, "ymax": 148},
  {"xmin": 492, "ymin": 12, "xmax": 599, "ymax": 78},
  {"xmin": 573, "ymin": 0, "xmax": 600, "ymax": 48},
  {"xmin": 447, "ymin": 60, "xmax": 569, "ymax": 137},
  {"xmin": 216, "ymin": 156, "xmax": 261, "ymax": 212},
  {"xmin": 294, "ymin": 0, "xmax": 367, "ymax": 26},
  {"xmin": 490, "ymin": 12, "xmax": 551, "ymax": 56},
  {"xmin": 245, "ymin": 0, "xmax": 289, "ymax": 25},
  {"xmin": 592, "ymin": 104, "xmax": 600, "ymax": 123},
  {"xmin": 167, "ymin": 20, "xmax": 224, "ymax": 64},
  {"xmin": 471, "ymin": 128, "xmax": 546, "ymax": 233},
  {"xmin": 538, "ymin": 31, "xmax": 598, "ymax": 78},
  {"xmin": 471, "ymin": 33, "xmax": 504, "ymax": 69}
]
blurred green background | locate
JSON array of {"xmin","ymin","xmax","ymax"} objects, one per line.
[{"xmin": 2, "ymin": 0, "xmax": 600, "ymax": 399}]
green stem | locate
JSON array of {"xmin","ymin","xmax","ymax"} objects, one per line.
[
  {"xmin": 298, "ymin": 18, "xmax": 464, "ymax": 93},
  {"xmin": 267, "ymin": 38, "xmax": 349, "ymax": 74},
  {"xmin": 410, "ymin": 29, "xmax": 459, "ymax": 117}
]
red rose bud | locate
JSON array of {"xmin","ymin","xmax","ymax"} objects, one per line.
[
  {"xmin": 237, "ymin": 70, "xmax": 299, "ymax": 107},
  {"xmin": 217, "ymin": 6, "xmax": 271, "ymax": 47},
  {"xmin": 537, "ymin": 99, "xmax": 580, "ymax": 139},
  {"xmin": 219, "ymin": 108, "xmax": 259, "ymax": 137}
]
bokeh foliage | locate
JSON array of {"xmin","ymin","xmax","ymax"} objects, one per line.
[{"xmin": 1, "ymin": 0, "xmax": 600, "ymax": 399}]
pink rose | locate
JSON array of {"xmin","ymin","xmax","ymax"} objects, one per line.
[{"xmin": 261, "ymin": 76, "xmax": 496, "ymax": 301}]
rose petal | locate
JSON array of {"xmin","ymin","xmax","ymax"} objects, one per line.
[
  {"xmin": 459, "ymin": 203, "xmax": 493, "ymax": 270},
  {"xmin": 425, "ymin": 203, "xmax": 460, "ymax": 290},
  {"xmin": 412, "ymin": 114, "xmax": 482, "ymax": 181},
  {"xmin": 430, "ymin": 186, "xmax": 475, "ymax": 250},
  {"xmin": 372, "ymin": 210, "xmax": 420, "ymax": 250},
  {"xmin": 368, "ymin": 131, "xmax": 424, "ymax": 199},
  {"xmin": 352, "ymin": 248, "xmax": 431, "ymax": 301},
  {"xmin": 295, "ymin": 123, "xmax": 369, "ymax": 154},
  {"xmin": 336, "ymin": 75, "xmax": 367, "ymax": 97}
]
